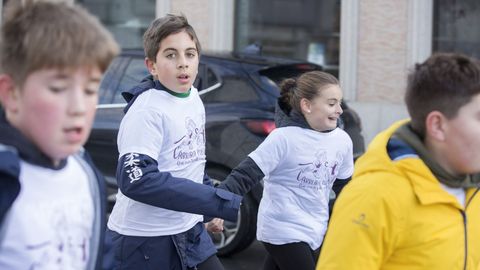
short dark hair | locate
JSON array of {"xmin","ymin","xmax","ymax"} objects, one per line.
[
  {"xmin": 405, "ymin": 53, "xmax": 480, "ymax": 136},
  {"xmin": 0, "ymin": 0, "xmax": 119, "ymax": 85},
  {"xmin": 280, "ymin": 71, "xmax": 339, "ymax": 113},
  {"xmin": 143, "ymin": 14, "xmax": 201, "ymax": 61}
]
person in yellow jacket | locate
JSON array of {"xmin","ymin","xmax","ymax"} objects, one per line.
[{"xmin": 317, "ymin": 52, "xmax": 480, "ymax": 270}]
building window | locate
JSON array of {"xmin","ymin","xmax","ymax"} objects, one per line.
[
  {"xmin": 78, "ymin": 0, "xmax": 155, "ymax": 49},
  {"xmin": 433, "ymin": 0, "xmax": 480, "ymax": 58},
  {"xmin": 234, "ymin": 0, "xmax": 341, "ymax": 76}
]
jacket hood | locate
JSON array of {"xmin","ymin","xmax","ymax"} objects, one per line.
[
  {"xmin": 354, "ymin": 120, "xmax": 480, "ymax": 207},
  {"xmin": 394, "ymin": 123, "xmax": 480, "ymax": 189},
  {"xmin": 0, "ymin": 111, "xmax": 67, "ymax": 170},
  {"xmin": 122, "ymin": 75, "xmax": 164, "ymax": 113},
  {"xmin": 274, "ymin": 97, "xmax": 311, "ymax": 129},
  {"xmin": 122, "ymin": 75, "xmax": 193, "ymax": 113},
  {"xmin": 353, "ymin": 120, "xmax": 404, "ymax": 179},
  {"xmin": 353, "ymin": 120, "xmax": 442, "ymax": 183}
]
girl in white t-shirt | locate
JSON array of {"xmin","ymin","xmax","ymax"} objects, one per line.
[{"xmin": 219, "ymin": 71, "xmax": 354, "ymax": 270}]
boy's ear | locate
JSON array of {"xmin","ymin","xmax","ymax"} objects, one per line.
[
  {"xmin": 425, "ymin": 111, "xmax": 447, "ymax": 141},
  {"xmin": 145, "ymin": 58, "xmax": 157, "ymax": 78},
  {"xmin": 0, "ymin": 74, "xmax": 19, "ymax": 113}
]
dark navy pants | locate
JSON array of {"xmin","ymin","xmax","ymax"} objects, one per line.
[{"xmin": 105, "ymin": 222, "xmax": 220, "ymax": 270}]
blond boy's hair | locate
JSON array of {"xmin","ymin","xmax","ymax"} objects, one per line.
[{"xmin": 0, "ymin": 0, "xmax": 119, "ymax": 85}]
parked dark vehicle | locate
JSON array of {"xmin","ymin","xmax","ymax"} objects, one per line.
[{"xmin": 85, "ymin": 49, "xmax": 365, "ymax": 256}]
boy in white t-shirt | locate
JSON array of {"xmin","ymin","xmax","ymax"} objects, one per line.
[
  {"xmin": 106, "ymin": 14, "xmax": 242, "ymax": 270},
  {"xmin": 219, "ymin": 71, "xmax": 354, "ymax": 270},
  {"xmin": 0, "ymin": 1, "xmax": 119, "ymax": 269}
]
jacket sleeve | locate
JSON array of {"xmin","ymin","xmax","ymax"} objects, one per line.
[
  {"xmin": 0, "ymin": 149, "xmax": 21, "ymax": 225},
  {"xmin": 81, "ymin": 149, "xmax": 108, "ymax": 209},
  {"xmin": 79, "ymin": 149, "xmax": 109, "ymax": 270},
  {"xmin": 317, "ymin": 174, "xmax": 404, "ymax": 270},
  {"xmin": 332, "ymin": 177, "xmax": 351, "ymax": 197},
  {"xmin": 217, "ymin": 157, "xmax": 264, "ymax": 196},
  {"xmin": 203, "ymin": 171, "xmax": 214, "ymax": 187},
  {"xmin": 117, "ymin": 152, "xmax": 242, "ymax": 222},
  {"xmin": 202, "ymin": 172, "xmax": 214, "ymax": 222}
]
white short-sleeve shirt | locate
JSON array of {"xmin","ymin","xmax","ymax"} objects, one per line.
[
  {"xmin": 251, "ymin": 126, "xmax": 353, "ymax": 250},
  {"xmin": 108, "ymin": 87, "xmax": 207, "ymax": 236},
  {"xmin": 0, "ymin": 157, "xmax": 94, "ymax": 270}
]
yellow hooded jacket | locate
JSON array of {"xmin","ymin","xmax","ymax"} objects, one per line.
[{"xmin": 317, "ymin": 121, "xmax": 480, "ymax": 270}]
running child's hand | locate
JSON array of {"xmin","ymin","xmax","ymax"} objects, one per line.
[{"xmin": 205, "ymin": 218, "xmax": 224, "ymax": 233}]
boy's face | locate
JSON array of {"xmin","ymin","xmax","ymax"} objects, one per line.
[
  {"xmin": 1, "ymin": 67, "xmax": 101, "ymax": 165},
  {"xmin": 146, "ymin": 30, "xmax": 199, "ymax": 93},
  {"xmin": 440, "ymin": 93, "xmax": 480, "ymax": 175}
]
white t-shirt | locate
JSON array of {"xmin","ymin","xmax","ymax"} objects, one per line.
[
  {"xmin": 251, "ymin": 126, "xmax": 353, "ymax": 250},
  {"xmin": 0, "ymin": 157, "xmax": 94, "ymax": 270},
  {"xmin": 440, "ymin": 183, "xmax": 466, "ymax": 208},
  {"xmin": 108, "ymin": 87, "xmax": 206, "ymax": 236}
]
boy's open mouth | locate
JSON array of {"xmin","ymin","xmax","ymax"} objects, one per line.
[
  {"xmin": 64, "ymin": 127, "xmax": 83, "ymax": 142},
  {"xmin": 177, "ymin": 74, "xmax": 190, "ymax": 84},
  {"xmin": 328, "ymin": 116, "xmax": 337, "ymax": 121}
]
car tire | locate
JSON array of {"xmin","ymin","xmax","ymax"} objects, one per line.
[{"xmin": 206, "ymin": 166, "xmax": 258, "ymax": 257}]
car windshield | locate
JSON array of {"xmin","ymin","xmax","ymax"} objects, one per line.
[
  {"xmin": 259, "ymin": 63, "xmax": 322, "ymax": 86},
  {"xmin": 254, "ymin": 63, "xmax": 323, "ymax": 97}
]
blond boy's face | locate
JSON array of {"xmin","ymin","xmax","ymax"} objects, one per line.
[
  {"xmin": 3, "ymin": 67, "xmax": 101, "ymax": 165},
  {"xmin": 146, "ymin": 30, "xmax": 199, "ymax": 93},
  {"xmin": 440, "ymin": 93, "xmax": 480, "ymax": 175}
]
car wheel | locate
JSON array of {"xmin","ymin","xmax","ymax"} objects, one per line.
[{"xmin": 206, "ymin": 166, "xmax": 258, "ymax": 257}]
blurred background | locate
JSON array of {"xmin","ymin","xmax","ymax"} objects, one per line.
[
  {"xmin": 1, "ymin": 0, "xmax": 474, "ymax": 145},
  {"xmin": 2, "ymin": 1, "xmax": 479, "ymax": 268}
]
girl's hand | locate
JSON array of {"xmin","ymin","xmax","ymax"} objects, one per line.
[{"xmin": 205, "ymin": 218, "xmax": 224, "ymax": 233}]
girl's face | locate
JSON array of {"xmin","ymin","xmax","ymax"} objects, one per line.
[{"xmin": 302, "ymin": 84, "xmax": 343, "ymax": 132}]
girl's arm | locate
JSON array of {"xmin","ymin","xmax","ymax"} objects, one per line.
[{"xmin": 217, "ymin": 157, "xmax": 265, "ymax": 196}]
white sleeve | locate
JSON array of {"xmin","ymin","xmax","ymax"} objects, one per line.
[
  {"xmin": 117, "ymin": 109, "xmax": 164, "ymax": 160},
  {"xmin": 248, "ymin": 129, "xmax": 286, "ymax": 177}
]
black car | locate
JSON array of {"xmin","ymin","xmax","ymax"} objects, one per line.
[{"xmin": 85, "ymin": 49, "xmax": 365, "ymax": 256}]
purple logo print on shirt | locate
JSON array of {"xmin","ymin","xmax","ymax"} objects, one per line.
[
  {"xmin": 173, "ymin": 117, "xmax": 206, "ymax": 166},
  {"xmin": 25, "ymin": 204, "xmax": 91, "ymax": 269},
  {"xmin": 296, "ymin": 150, "xmax": 343, "ymax": 190}
]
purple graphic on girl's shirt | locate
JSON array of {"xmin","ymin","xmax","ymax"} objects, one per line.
[{"xmin": 296, "ymin": 150, "xmax": 342, "ymax": 190}]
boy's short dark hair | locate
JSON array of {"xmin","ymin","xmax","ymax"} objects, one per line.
[
  {"xmin": 143, "ymin": 14, "xmax": 201, "ymax": 62},
  {"xmin": 0, "ymin": 0, "xmax": 119, "ymax": 86},
  {"xmin": 405, "ymin": 53, "xmax": 480, "ymax": 136}
]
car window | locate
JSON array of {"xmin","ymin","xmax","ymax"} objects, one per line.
[
  {"xmin": 259, "ymin": 63, "xmax": 322, "ymax": 85},
  {"xmin": 194, "ymin": 64, "xmax": 219, "ymax": 91},
  {"xmin": 258, "ymin": 75, "xmax": 281, "ymax": 93},
  {"xmin": 200, "ymin": 76, "xmax": 258, "ymax": 103},
  {"xmin": 113, "ymin": 58, "xmax": 150, "ymax": 104},
  {"xmin": 192, "ymin": 63, "xmax": 206, "ymax": 91},
  {"xmin": 206, "ymin": 68, "xmax": 219, "ymax": 87},
  {"xmin": 98, "ymin": 57, "xmax": 124, "ymax": 104}
]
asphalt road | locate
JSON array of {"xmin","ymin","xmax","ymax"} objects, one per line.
[{"xmin": 220, "ymin": 240, "xmax": 266, "ymax": 270}]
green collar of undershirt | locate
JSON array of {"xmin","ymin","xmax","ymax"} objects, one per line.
[{"xmin": 163, "ymin": 87, "xmax": 191, "ymax": 98}]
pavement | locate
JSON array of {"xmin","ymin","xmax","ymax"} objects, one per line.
[{"xmin": 220, "ymin": 240, "xmax": 266, "ymax": 270}]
